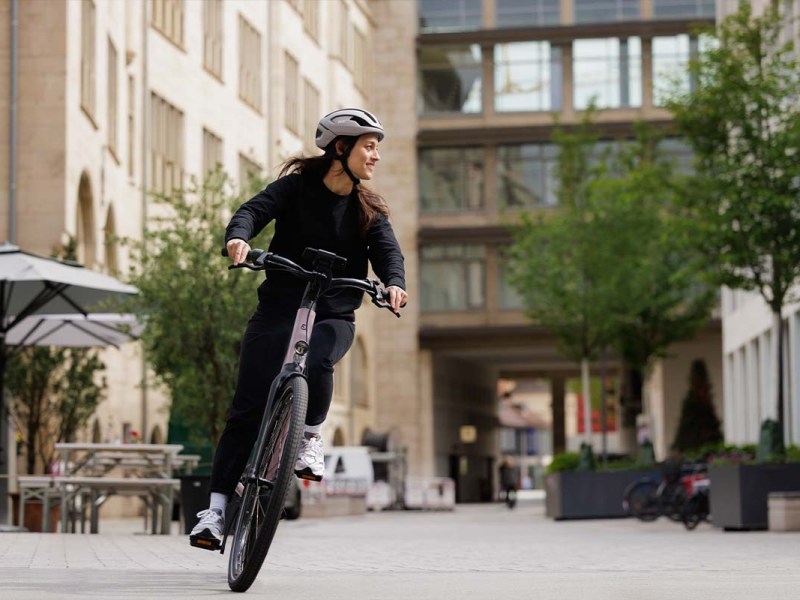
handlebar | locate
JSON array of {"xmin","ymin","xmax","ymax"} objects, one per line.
[{"xmin": 222, "ymin": 247, "xmax": 401, "ymax": 318}]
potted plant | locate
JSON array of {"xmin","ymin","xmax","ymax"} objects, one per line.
[
  {"xmin": 709, "ymin": 439, "xmax": 800, "ymax": 531},
  {"xmin": 545, "ymin": 450, "xmax": 658, "ymax": 520}
]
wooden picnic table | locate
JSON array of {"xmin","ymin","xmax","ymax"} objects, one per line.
[
  {"xmin": 47, "ymin": 443, "xmax": 191, "ymax": 534},
  {"xmin": 54, "ymin": 442, "xmax": 185, "ymax": 479}
]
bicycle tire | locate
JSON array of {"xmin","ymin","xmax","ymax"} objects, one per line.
[
  {"xmin": 624, "ymin": 479, "xmax": 660, "ymax": 521},
  {"xmin": 228, "ymin": 377, "xmax": 308, "ymax": 592}
]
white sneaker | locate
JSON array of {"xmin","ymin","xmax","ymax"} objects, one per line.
[
  {"xmin": 189, "ymin": 508, "xmax": 224, "ymax": 551},
  {"xmin": 295, "ymin": 434, "xmax": 324, "ymax": 481}
]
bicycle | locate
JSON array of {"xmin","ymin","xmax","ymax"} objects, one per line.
[
  {"xmin": 219, "ymin": 246, "xmax": 400, "ymax": 592},
  {"xmin": 680, "ymin": 470, "xmax": 710, "ymax": 530},
  {"xmin": 622, "ymin": 462, "xmax": 704, "ymax": 522}
]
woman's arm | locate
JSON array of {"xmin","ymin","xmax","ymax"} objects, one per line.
[
  {"xmin": 367, "ymin": 214, "xmax": 407, "ymax": 311},
  {"xmin": 225, "ymin": 175, "xmax": 296, "ymax": 244}
]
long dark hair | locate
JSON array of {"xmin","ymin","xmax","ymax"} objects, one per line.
[{"xmin": 278, "ymin": 137, "xmax": 389, "ymax": 236}]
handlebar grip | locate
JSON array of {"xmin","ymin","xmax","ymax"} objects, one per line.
[{"xmin": 221, "ymin": 247, "xmax": 265, "ymax": 263}]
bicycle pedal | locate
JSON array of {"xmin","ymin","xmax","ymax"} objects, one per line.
[
  {"xmin": 190, "ymin": 534, "xmax": 222, "ymax": 552},
  {"xmin": 295, "ymin": 468, "xmax": 322, "ymax": 482}
]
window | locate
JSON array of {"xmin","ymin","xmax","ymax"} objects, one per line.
[
  {"xmin": 418, "ymin": 44, "xmax": 482, "ymax": 114},
  {"xmin": 652, "ymin": 0, "xmax": 715, "ymax": 19},
  {"xmin": 107, "ymin": 38, "xmax": 118, "ymax": 156},
  {"xmin": 285, "ymin": 52, "xmax": 299, "ymax": 133},
  {"xmin": 652, "ymin": 35, "xmax": 691, "ymax": 106},
  {"xmin": 497, "ymin": 254, "xmax": 524, "ymax": 309},
  {"xmin": 496, "ymin": 144, "xmax": 559, "ymax": 210},
  {"xmin": 420, "ymin": 244, "xmax": 486, "ymax": 311},
  {"xmin": 419, "ymin": 147, "xmax": 484, "ymax": 212},
  {"xmin": 81, "ymin": 0, "xmax": 96, "ymax": 119},
  {"xmin": 127, "ymin": 75, "xmax": 135, "ymax": 177},
  {"xmin": 151, "ymin": 0, "xmax": 184, "ymax": 47},
  {"xmin": 303, "ymin": 79, "xmax": 320, "ymax": 152},
  {"xmin": 573, "ymin": 0, "xmax": 639, "ymax": 23},
  {"xmin": 651, "ymin": 34, "xmax": 712, "ymax": 106},
  {"xmin": 203, "ymin": 0, "xmax": 223, "ymax": 79},
  {"xmin": 656, "ymin": 138, "xmax": 693, "ymax": 175},
  {"xmin": 494, "ymin": 42, "xmax": 563, "ymax": 112},
  {"xmin": 239, "ymin": 16, "xmax": 262, "ymax": 112},
  {"xmin": 573, "ymin": 37, "xmax": 642, "ymax": 109},
  {"xmin": 149, "ymin": 93, "xmax": 184, "ymax": 196},
  {"xmin": 303, "ymin": 0, "xmax": 319, "ymax": 41},
  {"xmin": 418, "ymin": 0, "xmax": 481, "ymax": 33},
  {"xmin": 239, "ymin": 153, "xmax": 262, "ymax": 186},
  {"xmin": 104, "ymin": 207, "xmax": 118, "ymax": 275},
  {"xmin": 202, "ymin": 128, "xmax": 223, "ymax": 177},
  {"xmin": 353, "ymin": 28, "xmax": 368, "ymax": 92},
  {"xmin": 495, "ymin": 0, "xmax": 560, "ymax": 27},
  {"xmin": 339, "ymin": 1, "xmax": 351, "ymax": 68}
]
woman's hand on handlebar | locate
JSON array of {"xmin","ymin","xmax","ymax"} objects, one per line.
[
  {"xmin": 386, "ymin": 286, "xmax": 408, "ymax": 313},
  {"xmin": 226, "ymin": 238, "xmax": 251, "ymax": 266}
]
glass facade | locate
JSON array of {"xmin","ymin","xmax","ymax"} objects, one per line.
[
  {"xmin": 418, "ymin": 45, "xmax": 482, "ymax": 114},
  {"xmin": 420, "ymin": 245, "xmax": 486, "ymax": 311},
  {"xmin": 495, "ymin": 0, "xmax": 560, "ymax": 27},
  {"xmin": 419, "ymin": 147, "xmax": 485, "ymax": 213},
  {"xmin": 573, "ymin": 37, "xmax": 642, "ymax": 109},
  {"xmin": 494, "ymin": 42, "xmax": 563, "ymax": 112},
  {"xmin": 573, "ymin": 0, "xmax": 639, "ymax": 23},
  {"xmin": 652, "ymin": 0, "xmax": 715, "ymax": 19},
  {"xmin": 418, "ymin": 0, "xmax": 481, "ymax": 33},
  {"xmin": 496, "ymin": 143, "xmax": 559, "ymax": 210}
]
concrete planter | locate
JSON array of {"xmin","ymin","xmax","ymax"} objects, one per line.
[
  {"xmin": 545, "ymin": 469, "xmax": 657, "ymax": 520},
  {"xmin": 709, "ymin": 462, "xmax": 800, "ymax": 531}
]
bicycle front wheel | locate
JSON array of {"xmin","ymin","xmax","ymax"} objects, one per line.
[
  {"xmin": 228, "ymin": 376, "xmax": 308, "ymax": 592},
  {"xmin": 624, "ymin": 479, "xmax": 660, "ymax": 522}
]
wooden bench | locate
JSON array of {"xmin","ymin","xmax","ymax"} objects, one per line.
[{"xmin": 55, "ymin": 476, "xmax": 180, "ymax": 534}]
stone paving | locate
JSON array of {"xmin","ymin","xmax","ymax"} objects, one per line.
[{"xmin": 0, "ymin": 499, "xmax": 799, "ymax": 599}]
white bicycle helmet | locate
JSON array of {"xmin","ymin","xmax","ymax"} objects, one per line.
[{"xmin": 315, "ymin": 108, "xmax": 385, "ymax": 150}]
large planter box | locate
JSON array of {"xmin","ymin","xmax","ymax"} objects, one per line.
[
  {"xmin": 545, "ymin": 469, "xmax": 657, "ymax": 520},
  {"xmin": 709, "ymin": 462, "xmax": 800, "ymax": 531}
]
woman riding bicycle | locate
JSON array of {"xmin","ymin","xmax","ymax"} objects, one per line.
[{"xmin": 190, "ymin": 108, "xmax": 407, "ymax": 550}]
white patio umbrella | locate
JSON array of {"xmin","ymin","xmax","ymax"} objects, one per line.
[
  {"xmin": 6, "ymin": 313, "xmax": 143, "ymax": 348},
  {"xmin": 0, "ymin": 243, "xmax": 138, "ymax": 524}
]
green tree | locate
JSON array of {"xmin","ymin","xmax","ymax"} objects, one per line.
[
  {"xmin": 671, "ymin": 359, "xmax": 722, "ymax": 453},
  {"xmin": 667, "ymin": 3, "xmax": 800, "ymax": 453},
  {"xmin": 124, "ymin": 171, "xmax": 271, "ymax": 446},
  {"xmin": 509, "ymin": 118, "xmax": 617, "ymax": 445},
  {"xmin": 510, "ymin": 122, "xmax": 715, "ymax": 453},
  {"xmin": 592, "ymin": 133, "xmax": 716, "ymax": 430}
]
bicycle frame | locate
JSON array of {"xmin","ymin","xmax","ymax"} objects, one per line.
[{"xmin": 220, "ymin": 246, "xmax": 397, "ymax": 557}]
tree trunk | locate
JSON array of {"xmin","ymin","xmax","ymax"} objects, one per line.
[
  {"xmin": 774, "ymin": 310, "xmax": 786, "ymax": 452},
  {"xmin": 581, "ymin": 357, "xmax": 592, "ymax": 444}
]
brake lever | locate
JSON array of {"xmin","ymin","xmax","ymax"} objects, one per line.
[{"xmin": 227, "ymin": 263, "xmax": 262, "ymax": 272}]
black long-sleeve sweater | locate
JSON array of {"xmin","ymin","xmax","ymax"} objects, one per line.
[{"xmin": 226, "ymin": 173, "xmax": 406, "ymax": 321}]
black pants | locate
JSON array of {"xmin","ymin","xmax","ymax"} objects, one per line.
[{"xmin": 209, "ymin": 304, "xmax": 355, "ymax": 495}]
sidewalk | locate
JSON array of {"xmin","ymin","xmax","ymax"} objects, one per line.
[{"xmin": 1, "ymin": 499, "xmax": 799, "ymax": 599}]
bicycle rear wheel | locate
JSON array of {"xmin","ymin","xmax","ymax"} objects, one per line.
[
  {"xmin": 624, "ymin": 479, "xmax": 660, "ymax": 521},
  {"xmin": 228, "ymin": 376, "xmax": 308, "ymax": 592}
]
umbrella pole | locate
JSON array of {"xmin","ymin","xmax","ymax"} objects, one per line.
[{"xmin": 0, "ymin": 335, "xmax": 8, "ymax": 526}]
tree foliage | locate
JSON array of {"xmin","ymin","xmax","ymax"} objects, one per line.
[
  {"xmin": 123, "ymin": 171, "xmax": 271, "ymax": 446},
  {"xmin": 667, "ymin": 2, "xmax": 800, "ymax": 450},
  {"xmin": 509, "ymin": 121, "xmax": 714, "ymax": 432}
]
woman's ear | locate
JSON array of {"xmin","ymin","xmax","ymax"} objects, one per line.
[{"xmin": 335, "ymin": 140, "xmax": 347, "ymax": 157}]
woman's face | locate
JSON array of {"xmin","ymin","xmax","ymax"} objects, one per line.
[{"xmin": 345, "ymin": 134, "xmax": 381, "ymax": 181}]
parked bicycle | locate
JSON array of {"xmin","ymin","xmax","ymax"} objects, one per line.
[
  {"xmin": 680, "ymin": 470, "xmax": 710, "ymax": 530},
  {"xmin": 219, "ymin": 247, "xmax": 400, "ymax": 592},
  {"xmin": 622, "ymin": 461, "xmax": 705, "ymax": 523}
]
